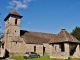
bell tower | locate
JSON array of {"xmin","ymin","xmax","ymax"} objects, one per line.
[
  {"xmin": 4, "ymin": 9, "xmax": 22, "ymax": 37},
  {"xmin": 4, "ymin": 9, "xmax": 23, "ymax": 52}
]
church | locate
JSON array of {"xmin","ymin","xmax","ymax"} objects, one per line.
[{"xmin": 0, "ymin": 9, "xmax": 80, "ymax": 59}]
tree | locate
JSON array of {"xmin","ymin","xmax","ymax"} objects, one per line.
[{"xmin": 71, "ymin": 26, "xmax": 80, "ymax": 41}]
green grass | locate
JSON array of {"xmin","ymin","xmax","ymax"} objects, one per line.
[
  {"xmin": 71, "ymin": 58, "xmax": 80, "ymax": 60},
  {"xmin": 9, "ymin": 56, "xmax": 80, "ymax": 60}
]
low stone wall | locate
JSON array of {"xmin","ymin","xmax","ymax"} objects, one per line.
[
  {"xmin": 50, "ymin": 52, "xmax": 69, "ymax": 59},
  {"xmin": 9, "ymin": 52, "xmax": 24, "ymax": 56}
]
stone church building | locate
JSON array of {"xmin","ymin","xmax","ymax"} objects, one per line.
[{"xmin": 0, "ymin": 9, "xmax": 80, "ymax": 59}]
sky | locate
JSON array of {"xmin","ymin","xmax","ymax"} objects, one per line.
[{"xmin": 0, "ymin": 0, "xmax": 80, "ymax": 34}]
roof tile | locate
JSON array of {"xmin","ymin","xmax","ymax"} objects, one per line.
[
  {"xmin": 10, "ymin": 9, "xmax": 22, "ymax": 16},
  {"xmin": 49, "ymin": 29, "xmax": 80, "ymax": 43},
  {"xmin": 20, "ymin": 30, "xmax": 57, "ymax": 44}
]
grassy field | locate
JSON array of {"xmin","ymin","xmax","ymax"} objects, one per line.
[{"xmin": 9, "ymin": 56, "xmax": 80, "ymax": 60}]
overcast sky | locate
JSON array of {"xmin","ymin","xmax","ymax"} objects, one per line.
[{"xmin": 0, "ymin": 0, "xmax": 80, "ymax": 34}]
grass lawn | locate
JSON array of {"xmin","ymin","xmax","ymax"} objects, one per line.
[{"xmin": 9, "ymin": 56, "xmax": 80, "ymax": 60}]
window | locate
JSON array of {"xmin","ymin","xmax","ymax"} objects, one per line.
[
  {"xmin": 2, "ymin": 43, "xmax": 4, "ymax": 49},
  {"xmin": 16, "ymin": 42, "xmax": 17, "ymax": 44},
  {"xmin": 15, "ymin": 18, "xmax": 17, "ymax": 25},
  {"xmin": 59, "ymin": 43, "xmax": 65, "ymax": 52},
  {"xmin": 15, "ymin": 30, "xmax": 16, "ymax": 32},
  {"xmin": 43, "ymin": 46, "xmax": 45, "ymax": 53},
  {"xmin": 31, "ymin": 52, "xmax": 36, "ymax": 54},
  {"xmin": 34, "ymin": 46, "xmax": 36, "ymax": 52}
]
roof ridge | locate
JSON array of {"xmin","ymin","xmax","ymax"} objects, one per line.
[
  {"xmin": 63, "ymin": 30, "xmax": 69, "ymax": 41},
  {"xmin": 4, "ymin": 9, "xmax": 23, "ymax": 21},
  {"xmin": 10, "ymin": 8, "xmax": 22, "ymax": 16},
  {"xmin": 26, "ymin": 30, "xmax": 57, "ymax": 35}
]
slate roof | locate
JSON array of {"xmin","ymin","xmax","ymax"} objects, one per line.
[
  {"xmin": 10, "ymin": 9, "xmax": 22, "ymax": 16},
  {"xmin": 20, "ymin": 30, "xmax": 57, "ymax": 44},
  {"xmin": 49, "ymin": 29, "xmax": 80, "ymax": 43},
  {"xmin": 4, "ymin": 9, "xmax": 23, "ymax": 21},
  {"xmin": 20, "ymin": 29, "xmax": 80, "ymax": 44}
]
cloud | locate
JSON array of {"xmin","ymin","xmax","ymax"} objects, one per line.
[
  {"xmin": 28, "ymin": 22, "xmax": 31, "ymax": 24},
  {"xmin": 7, "ymin": 0, "xmax": 33, "ymax": 9}
]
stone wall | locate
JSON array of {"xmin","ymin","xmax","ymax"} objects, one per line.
[
  {"xmin": 5, "ymin": 16, "xmax": 20, "ymax": 36},
  {"xmin": 64, "ymin": 43, "xmax": 70, "ymax": 58},
  {"xmin": 25, "ymin": 44, "xmax": 44, "ymax": 56},
  {"xmin": 43, "ymin": 43, "xmax": 50, "ymax": 55},
  {"xmin": 36, "ymin": 45, "xmax": 43, "ymax": 56},
  {"xmin": 50, "ymin": 43, "xmax": 70, "ymax": 59},
  {"xmin": 9, "ymin": 38, "xmax": 26, "ymax": 56},
  {"xmin": 26, "ymin": 44, "xmax": 35, "ymax": 52},
  {"xmin": 51, "ymin": 52, "xmax": 68, "ymax": 59},
  {"xmin": 72, "ymin": 44, "xmax": 80, "ymax": 58},
  {"xmin": 0, "ymin": 42, "xmax": 5, "ymax": 57}
]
